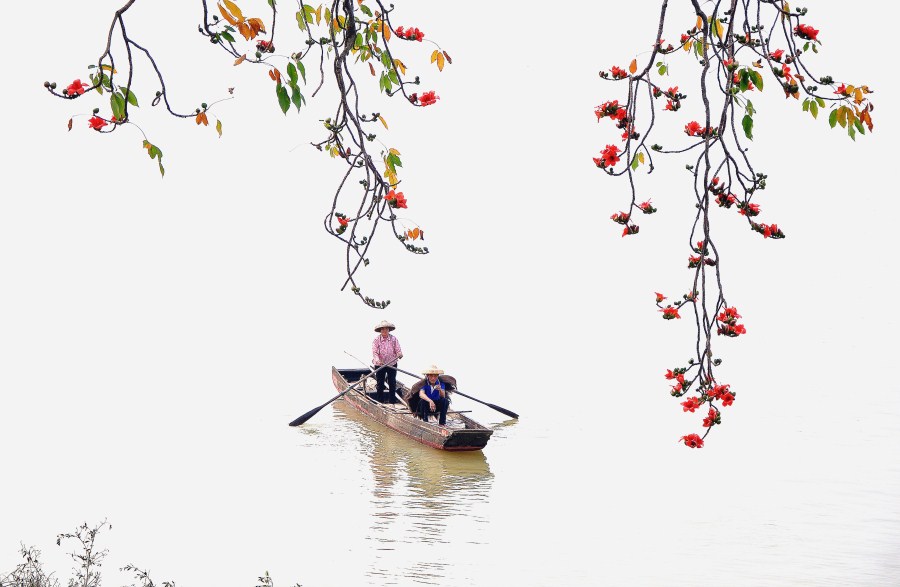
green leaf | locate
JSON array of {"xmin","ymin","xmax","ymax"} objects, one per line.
[
  {"xmin": 267, "ymin": 0, "xmax": 275, "ymax": 7},
  {"xmin": 296, "ymin": 10, "xmax": 306, "ymax": 30},
  {"xmin": 809, "ymin": 100, "xmax": 818, "ymax": 119},
  {"xmin": 221, "ymin": 30, "xmax": 236, "ymax": 42},
  {"xmin": 121, "ymin": 87, "xmax": 139, "ymax": 107},
  {"xmin": 291, "ymin": 61, "xmax": 304, "ymax": 86},
  {"xmin": 749, "ymin": 70, "xmax": 763, "ymax": 91},
  {"xmin": 631, "ymin": 154, "xmax": 640, "ymax": 170},
  {"xmin": 388, "ymin": 69, "xmax": 399, "ymax": 84},
  {"xmin": 290, "ymin": 84, "xmax": 305, "ymax": 110},
  {"xmin": 388, "ymin": 153, "xmax": 402, "ymax": 168},
  {"xmin": 360, "ymin": 4, "xmax": 372, "ymax": 16},
  {"xmin": 658, "ymin": 64, "xmax": 667, "ymax": 75},
  {"xmin": 853, "ymin": 118, "xmax": 865, "ymax": 134},
  {"xmin": 802, "ymin": 98, "xmax": 810, "ymax": 112},
  {"xmin": 828, "ymin": 109, "xmax": 838, "ymax": 128},
  {"xmin": 741, "ymin": 114, "xmax": 754, "ymax": 140},
  {"xmin": 142, "ymin": 140, "xmax": 165, "ymax": 177},
  {"xmin": 110, "ymin": 91, "xmax": 126, "ymax": 120},
  {"xmin": 815, "ymin": 97, "xmax": 825, "ymax": 108},
  {"xmin": 287, "ymin": 62, "xmax": 298, "ymax": 85},
  {"xmin": 276, "ymin": 83, "xmax": 290, "ymax": 114},
  {"xmin": 745, "ymin": 99, "xmax": 755, "ymax": 116}
]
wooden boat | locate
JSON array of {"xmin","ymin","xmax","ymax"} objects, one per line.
[{"xmin": 331, "ymin": 367, "xmax": 494, "ymax": 451}]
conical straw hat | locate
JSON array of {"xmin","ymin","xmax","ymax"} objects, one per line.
[
  {"xmin": 374, "ymin": 320, "xmax": 396, "ymax": 332},
  {"xmin": 422, "ymin": 364, "xmax": 444, "ymax": 375}
]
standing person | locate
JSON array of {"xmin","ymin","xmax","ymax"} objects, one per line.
[
  {"xmin": 418, "ymin": 365, "xmax": 450, "ymax": 425},
  {"xmin": 372, "ymin": 320, "xmax": 403, "ymax": 403}
]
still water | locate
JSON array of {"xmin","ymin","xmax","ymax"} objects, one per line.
[{"xmin": 2, "ymin": 368, "xmax": 899, "ymax": 587}]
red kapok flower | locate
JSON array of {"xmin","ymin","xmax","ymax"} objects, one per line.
[
  {"xmin": 419, "ymin": 91, "xmax": 439, "ymax": 106},
  {"xmin": 770, "ymin": 49, "xmax": 785, "ymax": 61},
  {"xmin": 87, "ymin": 116, "xmax": 108, "ymax": 130},
  {"xmin": 66, "ymin": 79, "xmax": 89, "ymax": 97},
  {"xmin": 660, "ymin": 307, "xmax": 681, "ymax": 320},
  {"xmin": 684, "ymin": 121, "xmax": 703, "ymax": 136},
  {"xmin": 337, "ymin": 216, "xmax": 349, "ymax": 227},
  {"xmin": 702, "ymin": 407, "xmax": 719, "ymax": 428},
  {"xmin": 721, "ymin": 392, "xmax": 735, "ymax": 407},
  {"xmin": 794, "ymin": 24, "xmax": 819, "ymax": 42},
  {"xmin": 681, "ymin": 397, "xmax": 701, "ymax": 413},
  {"xmin": 599, "ymin": 144, "xmax": 620, "ymax": 168},
  {"xmin": 639, "ymin": 200, "xmax": 657, "ymax": 214},
  {"xmin": 385, "ymin": 190, "xmax": 408, "ymax": 209},
  {"xmin": 256, "ymin": 40, "xmax": 274, "ymax": 52},
  {"xmin": 655, "ymin": 292, "xmax": 666, "ymax": 303},
  {"xmin": 681, "ymin": 433, "xmax": 704, "ymax": 448},
  {"xmin": 396, "ymin": 26, "xmax": 425, "ymax": 41},
  {"xmin": 610, "ymin": 66, "xmax": 628, "ymax": 79}
]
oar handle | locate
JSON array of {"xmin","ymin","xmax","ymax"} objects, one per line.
[{"xmin": 393, "ymin": 367, "xmax": 519, "ymax": 419}]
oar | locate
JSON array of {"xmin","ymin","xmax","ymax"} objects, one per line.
[
  {"xmin": 287, "ymin": 364, "xmax": 388, "ymax": 426},
  {"xmin": 393, "ymin": 366, "xmax": 519, "ymax": 420}
]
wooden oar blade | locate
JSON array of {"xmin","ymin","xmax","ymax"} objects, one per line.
[
  {"xmin": 485, "ymin": 402, "xmax": 519, "ymax": 419},
  {"xmin": 288, "ymin": 404, "xmax": 326, "ymax": 427}
]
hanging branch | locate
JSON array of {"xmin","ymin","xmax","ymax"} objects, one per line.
[
  {"xmin": 593, "ymin": 0, "xmax": 874, "ymax": 447},
  {"xmin": 43, "ymin": 0, "xmax": 452, "ymax": 308}
]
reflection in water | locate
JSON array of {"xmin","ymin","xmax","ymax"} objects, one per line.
[{"xmin": 333, "ymin": 401, "xmax": 493, "ymax": 585}]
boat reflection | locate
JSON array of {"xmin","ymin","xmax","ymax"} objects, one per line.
[{"xmin": 333, "ymin": 400, "xmax": 494, "ymax": 585}]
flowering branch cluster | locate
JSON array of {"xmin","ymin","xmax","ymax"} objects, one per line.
[
  {"xmin": 43, "ymin": 0, "xmax": 452, "ymax": 308},
  {"xmin": 593, "ymin": 0, "xmax": 875, "ymax": 447}
]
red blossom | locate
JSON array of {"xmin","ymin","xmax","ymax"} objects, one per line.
[
  {"xmin": 702, "ymin": 408, "xmax": 719, "ymax": 428},
  {"xmin": 834, "ymin": 83, "xmax": 849, "ymax": 96},
  {"xmin": 681, "ymin": 397, "xmax": 701, "ymax": 413},
  {"xmin": 684, "ymin": 121, "xmax": 702, "ymax": 136},
  {"xmin": 739, "ymin": 202, "xmax": 760, "ymax": 216},
  {"xmin": 337, "ymin": 216, "xmax": 349, "ymax": 227},
  {"xmin": 771, "ymin": 49, "xmax": 785, "ymax": 61},
  {"xmin": 794, "ymin": 24, "xmax": 819, "ymax": 42},
  {"xmin": 721, "ymin": 392, "xmax": 735, "ymax": 407},
  {"xmin": 681, "ymin": 433, "xmax": 704, "ymax": 448},
  {"xmin": 66, "ymin": 79, "xmax": 88, "ymax": 97},
  {"xmin": 87, "ymin": 116, "xmax": 108, "ymax": 130},
  {"xmin": 597, "ymin": 144, "xmax": 620, "ymax": 168},
  {"xmin": 660, "ymin": 307, "xmax": 681, "ymax": 320},
  {"xmin": 722, "ymin": 58, "xmax": 735, "ymax": 69},
  {"xmin": 256, "ymin": 40, "xmax": 274, "ymax": 52},
  {"xmin": 396, "ymin": 26, "xmax": 425, "ymax": 41},
  {"xmin": 385, "ymin": 190, "xmax": 408, "ymax": 209},
  {"xmin": 655, "ymin": 292, "xmax": 666, "ymax": 303},
  {"xmin": 610, "ymin": 66, "xmax": 628, "ymax": 79},
  {"xmin": 419, "ymin": 91, "xmax": 439, "ymax": 106},
  {"xmin": 639, "ymin": 200, "xmax": 657, "ymax": 214},
  {"xmin": 610, "ymin": 211, "xmax": 630, "ymax": 224},
  {"xmin": 622, "ymin": 224, "xmax": 639, "ymax": 237}
]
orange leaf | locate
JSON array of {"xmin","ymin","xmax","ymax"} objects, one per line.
[
  {"xmin": 248, "ymin": 17, "xmax": 266, "ymax": 33},
  {"xmin": 67, "ymin": 118, "xmax": 73, "ymax": 132},
  {"xmin": 381, "ymin": 19, "xmax": 390, "ymax": 40},
  {"xmin": 238, "ymin": 21, "xmax": 252, "ymax": 40},
  {"xmin": 195, "ymin": 112, "xmax": 209, "ymax": 126},
  {"xmin": 696, "ymin": 15, "xmax": 704, "ymax": 30},
  {"xmin": 234, "ymin": 54, "xmax": 247, "ymax": 66},
  {"xmin": 222, "ymin": 0, "xmax": 244, "ymax": 22},
  {"xmin": 436, "ymin": 52, "xmax": 445, "ymax": 71},
  {"xmin": 218, "ymin": 2, "xmax": 240, "ymax": 25},
  {"xmin": 378, "ymin": 114, "xmax": 388, "ymax": 129},
  {"xmin": 369, "ymin": 62, "xmax": 375, "ymax": 76},
  {"xmin": 629, "ymin": 59, "xmax": 637, "ymax": 74}
]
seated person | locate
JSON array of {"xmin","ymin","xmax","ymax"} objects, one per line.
[{"xmin": 417, "ymin": 365, "xmax": 450, "ymax": 425}]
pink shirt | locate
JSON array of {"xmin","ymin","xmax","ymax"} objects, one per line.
[{"xmin": 372, "ymin": 333, "xmax": 402, "ymax": 366}]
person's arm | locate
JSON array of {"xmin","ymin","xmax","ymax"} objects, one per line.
[
  {"xmin": 419, "ymin": 388, "xmax": 436, "ymax": 410},
  {"xmin": 372, "ymin": 338, "xmax": 381, "ymax": 366},
  {"xmin": 394, "ymin": 337, "xmax": 403, "ymax": 362}
]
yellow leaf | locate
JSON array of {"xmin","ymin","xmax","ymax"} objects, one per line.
[
  {"xmin": 714, "ymin": 19, "xmax": 724, "ymax": 39},
  {"xmin": 696, "ymin": 15, "xmax": 704, "ymax": 30},
  {"xmin": 638, "ymin": 152, "xmax": 645, "ymax": 164},
  {"xmin": 394, "ymin": 59, "xmax": 406, "ymax": 75},
  {"xmin": 629, "ymin": 59, "xmax": 637, "ymax": 74},
  {"xmin": 315, "ymin": 5, "xmax": 322, "ymax": 25},
  {"xmin": 388, "ymin": 148, "xmax": 401, "ymax": 156},
  {"xmin": 234, "ymin": 54, "xmax": 247, "ymax": 66},
  {"xmin": 216, "ymin": 119, "xmax": 223, "ymax": 137},
  {"xmin": 781, "ymin": 2, "xmax": 790, "ymax": 21},
  {"xmin": 222, "ymin": 0, "xmax": 244, "ymax": 21},
  {"xmin": 378, "ymin": 114, "xmax": 388, "ymax": 129},
  {"xmin": 854, "ymin": 88, "xmax": 864, "ymax": 105},
  {"xmin": 100, "ymin": 65, "xmax": 118, "ymax": 73},
  {"xmin": 381, "ymin": 19, "xmax": 390, "ymax": 41},
  {"xmin": 436, "ymin": 52, "xmax": 445, "ymax": 71},
  {"xmin": 431, "ymin": 50, "xmax": 439, "ymax": 64}
]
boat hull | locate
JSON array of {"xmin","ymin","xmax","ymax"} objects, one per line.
[{"xmin": 332, "ymin": 367, "xmax": 493, "ymax": 451}]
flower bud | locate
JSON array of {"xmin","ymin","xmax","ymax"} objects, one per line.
[{"xmin": 50, "ymin": 82, "xmax": 57, "ymax": 89}]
